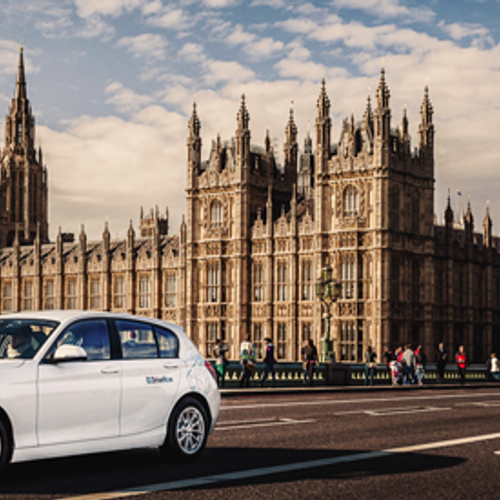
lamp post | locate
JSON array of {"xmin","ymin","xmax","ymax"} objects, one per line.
[{"xmin": 315, "ymin": 266, "xmax": 341, "ymax": 362}]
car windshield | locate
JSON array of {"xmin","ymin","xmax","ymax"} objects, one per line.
[{"xmin": 0, "ymin": 319, "xmax": 59, "ymax": 360}]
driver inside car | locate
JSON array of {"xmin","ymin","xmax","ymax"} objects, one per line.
[{"xmin": 6, "ymin": 325, "xmax": 37, "ymax": 359}]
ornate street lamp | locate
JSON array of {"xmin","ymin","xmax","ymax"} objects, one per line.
[{"xmin": 315, "ymin": 266, "xmax": 341, "ymax": 362}]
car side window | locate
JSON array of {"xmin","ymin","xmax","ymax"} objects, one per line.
[
  {"xmin": 49, "ymin": 320, "xmax": 111, "ymax": 361},
  {"xmin": 116, "ymin": 320, "xmax": 158, "ymax": 359},
  {"xmin": 154, "ymin": 326, "xmax": 179, "ymax": 359}
]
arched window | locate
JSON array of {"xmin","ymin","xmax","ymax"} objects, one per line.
[
  {"xmin": 344, "ymin": 186, "xmax": 359, "ymax": 218},
  {"xmin": 211, "ymin": 201, "xmax": 223, "ymax": 225}
]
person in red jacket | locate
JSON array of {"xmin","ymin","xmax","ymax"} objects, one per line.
[{"xmin": 455, "ymin": 345, "xmax": 468, "ymax": 385}]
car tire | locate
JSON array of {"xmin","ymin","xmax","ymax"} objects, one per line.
[
  {"xmin": 0, "ymin": 418, "xmax": 12, "ymax": 474},
  {"xmin": 161, "ymin": 397, "xmax": 208, "ymax": 461}
]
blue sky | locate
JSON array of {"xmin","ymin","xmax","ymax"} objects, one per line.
[{"xmin": 1, "ymin": 0, "xmax": 500, "ymax": 239}]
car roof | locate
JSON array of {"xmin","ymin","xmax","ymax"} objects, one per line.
[{"xmin": 0, "ymin": 310, "xmax": 182, "ymax": 331}]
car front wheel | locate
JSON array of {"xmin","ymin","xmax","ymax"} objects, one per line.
[
  {"xmin": 161, "ymin": 397, "xmax": 208, "ymax": 460},
  {"xmin": 0, "ymin": 418, "xmax": 12, "ymax": 474}
]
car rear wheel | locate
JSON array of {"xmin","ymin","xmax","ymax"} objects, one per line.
[
  {"xmin": 161, "ymin": 397, "xmax": 208, "ymax": 461},
  {"xmin": 0, "ymin": 419, "xmax": 12, "ymax": 474}
]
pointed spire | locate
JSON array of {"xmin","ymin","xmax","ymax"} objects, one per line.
[
  {"xmin": 445, "ymin": 189, "xmax": 454, "ymax": 227},
  {"xmin": 285, "ymin": 103, "xmax": 297, "ymax": 143},
  {"xmin": 402, "ymin": 106, "xmax": 409, "ymax": 137},
  {"xmin": 188, "ymin": 102, "xmax": 200, "ymax": 137},
  {"xmin": 237, "ymin": 93, "xmax": 250, "ymax": 130},
  {"xmin": 316, "ymin": 78, "xmax": 330, "ymax": 118},
  {"xmin": 420, "ymin": 85, "xmax": 433, "ymax": 126},
  {"xmin": 363, "ymin": 94, "xmax": 373, "ymax": 123},
  {"xmin": 483, "ymin": 200, "xmax": 493, "ymax": 248},
  {"xmin": 265, "ymin": 128, "xmax": 271, "ymax": 153},
  {"xmin": 376, "ymin": 68, "xmax": 390, "ymax": 109},
  {"xmin": 15, "ymin": 43, "xmax": 27, "ymax": 102},
  {"xmin": 464, "ymin": 196, "xmax": 474, "ymax": 227}
]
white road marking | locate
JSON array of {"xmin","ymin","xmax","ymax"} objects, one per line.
[
  {"xmin": 455, "ymin": 402, "xmax": 500, "ymax": 408},
  {"xmin": 334, "ymin": 406, "xmax": 451, "ymax": 416},
  {"xmin": 217, "ymin": 418, "xmax": 276, "ymax": 426},
  {"xmin": 221, "ymin": 391, "xmax": 500, "ymax": 410},
  {"xmin": 366, "ymin": 407, "xmax": 451, "ymax": 416},
  {"xmin": 215, "ymin": 418, "xmax": 316, "ymax": 431},
  {"xmin": 60, "ymin": 431, "xmax": 500, "ymax": 500}
]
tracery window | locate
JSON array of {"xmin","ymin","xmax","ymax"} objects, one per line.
[
  {"xmin": 22, "ymin": 280, "xmax": 33, "ymax": 311},
  {"xmin": 344, "ymin": 186, "xmax": 359, "ymax": 218},
  {"xmin": 211, "ymin": 201, "xmax": 223, "ymax": 225},
  {"xmin": 44, "ymin": 280, "xmax": 55, "ymax": 310},
  {"xmin": 2, "ymin": 282, "xmax": 12, "ymax": 312},
  {"xmin": 277, "ymin": 323, "xmax": 287, "ymax": 359},
  {"xmin": 90, "ymin": 277, "xmax": 100, "ymax": 310},
  {"xmin": 113, "ymin": 276, "xmax": 125, "ymax": 309},
  {"xmin": 254, "ymin": 263, "xmax": 264, "ymax": 302},
  {"xmin": 341, "ymin": 255, "xmax": 355, "ymax": 299},
  {"xmin": 66, "ymin": 279, "xmax": 77, "ymax": 309},
  {"xmin": 301, "ymin": 260, "xmax": 312, "ymax": 301},
  {"xmin": 277, "ymin": 262, "xmax": 287, "ymax": 301},
  {"xmin": 207, "ymin": 263, "xmax": 220, "ymax": 303},
  {"xmin": 138, "ymin": 276, "xmax": 150, "ymax": 309},
  {"xmin": 165, "ymin": 274, "xmax": 176, "ymax": 308}
]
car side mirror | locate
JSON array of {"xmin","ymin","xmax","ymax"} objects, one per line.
[{"xmin": 50, "ymin": 345, "xmax": 88, "ymax": 363}]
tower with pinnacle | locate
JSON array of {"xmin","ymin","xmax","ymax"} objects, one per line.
[{"xmin": 0, "ymin": 45, "xmax": 49, "ymax": 247}]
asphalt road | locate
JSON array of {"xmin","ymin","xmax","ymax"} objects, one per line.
[{"xmin": 2, "ymin": 387, "xmax": 500, "ymax": 500}]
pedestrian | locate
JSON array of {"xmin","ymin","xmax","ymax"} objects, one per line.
[
  {"xmin": 402, "ymin": 344, "xmax": 416, "ymax": 385},
  {"xmin": 414, "ymin": 345, "xmax": 426, "ymax": 385},
  {"xmin": 260, "ymin": 337, "xmax": 277, "ymax": 387},
  {"xmin": 391, "ymin": 346, "xmax": 403, "ymax": 385},
  {"xmin": 455, "ymin": 345, "xmax": 468, "ymax": 385},
  {"xmin": 383, "ymin": 346, "xmax": 395, "ymax": 385},
  {"xmin": 489, "ymin": 353, "xmax": 499, "ymax": 382},
  {"xmin": 301, "ymin": 340, "xmax": 309, "ymax": 385},
  {"xmin": 364, "ymin": 345, "xmax": 377, "ymax": 386},
  {"xmin": 239, "ymin": 334, "xmax": 256, "ymax": 388},
  {"xmin": 435, "ymin": 341, "xmax": 447, "ymax": 384},
  {"xmin": 213, "ymin": 338, "xmax": 228, "ymax": 389},
  {"xmin": 304, "ymin": 339, "xmax": 318, "ymax": 387}
]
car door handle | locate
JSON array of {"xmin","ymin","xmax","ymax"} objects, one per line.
[
  {"xmin": 164, "ymin": 363, "xmax": 179, "ymax": 369},
  {"xmin": 101, "ymin": 367, "xmax": 120, "ymax": 374}
]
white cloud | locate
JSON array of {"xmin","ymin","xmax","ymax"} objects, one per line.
[
  {"xmin": 437, "ymin": 21, "xmax": 493, "ymax": 48},
  {"xmin": 74, "ymin": 0, "xmax": 147, "ymax": 18},
  {"xmin": 251, "ymin": 0, "xmax": 285, "ymax": 7},
  {"xmin": 202, "ymin": 0, "xmax": 239, "ymax": 7},
  {"xmin": 275, "ymin": 17, "xmax": 324, "ymax": 35},
  {"xmin": 332, "ymin": 0, "xmax": 435, "ymax": 22},
  {"xmin": 204, "ymin": 60, "xmax": 255, "ymax": 84},
  {"xmin": 225, "ymin": 24, "xmax": 284, "ymax": 60},
  {"xmin": 178, "ymin": 43, "xmax": 206, "ymax": 63},
  {"xmin": 116, "ymin": 33, "xmax": 168, "ymax": 61},
  {"xmin": 38, "ymin": 107, "xmax": 187, "ymax": 239},
  {"xmin": 145, "ymin": 5, "xmax": 193, "ymax": 30},
  {"xmin": 105, "ymin": 82, "xmax": 154, "ymax": 114}
]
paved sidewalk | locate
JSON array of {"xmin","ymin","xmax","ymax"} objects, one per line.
[{"xmin": 220, "ymin": 382, "xmax": 499, "ymax": 398}]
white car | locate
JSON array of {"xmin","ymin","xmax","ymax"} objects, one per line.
[{"xmin": 0, "ymin": 310, "xmax": 220, "ymax": 472}]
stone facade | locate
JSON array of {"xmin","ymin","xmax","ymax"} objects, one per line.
[{"xmin": 1, "ymin": 49, "xmax": 500, "ymax": 363}]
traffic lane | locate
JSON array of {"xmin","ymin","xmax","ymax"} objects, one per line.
[
  {"xmin": 126, "ymin": 438, "xmax": 500, "ymax": 500},
  {"xmin": 217, "ymin": 389, "xmax": 500, "ymax": 450},
  {"xmin": 1, "ymin": 390, "xmax": 499, "ymax": 498}
]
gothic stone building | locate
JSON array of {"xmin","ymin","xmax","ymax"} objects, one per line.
[{"xmin": 1, "ymin": 48, "xmax": 500, "ymax": 363}]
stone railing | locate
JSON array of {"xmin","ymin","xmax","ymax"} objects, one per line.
[{"xmin": 213, "ymin": 361, "xmax": 491, "ymax": 388}]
